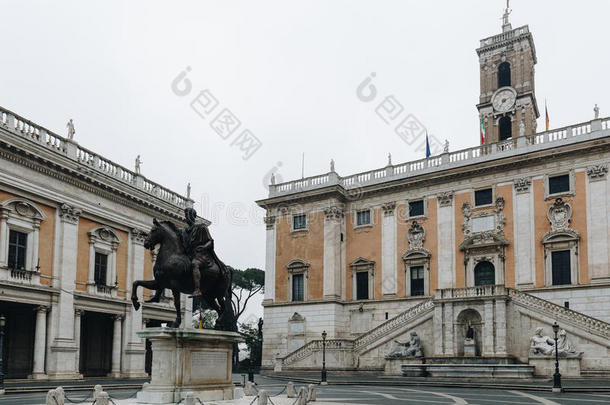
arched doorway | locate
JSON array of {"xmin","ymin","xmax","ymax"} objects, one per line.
[
  {"xmin": 456, "ymin": 309, "xmax": 483, "ymax": 356},
  {"xmin": 474, "ymin": 261, "xmax": 495, "ymax": 286}
]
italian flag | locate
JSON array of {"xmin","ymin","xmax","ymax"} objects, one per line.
[
  {"xmin": 480, "ymin": 117, "xmax": 486, "ymax": 144},
  {"xmin": 545, "ymin": 100, "xmax": 550, "ymax": 131}
]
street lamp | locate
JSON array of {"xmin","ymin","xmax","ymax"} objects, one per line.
[
  {"xmin": 0, "ymin": 315, "xmax": 5, "ymax": 396},
  {"xmin": 552, "ymin": 321, "xmax": 562, "ymax": 393},
  {"xmin": 321, "ymin": 330, "xmax": 328, "ymax": 385}
]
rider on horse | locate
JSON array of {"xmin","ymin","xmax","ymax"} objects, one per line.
[{"xmin": 181, "ymin": 207, "xmax": 218, "ymax": 297}]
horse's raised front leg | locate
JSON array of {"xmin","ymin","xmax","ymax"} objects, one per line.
[
  {"xmin": 170, "ymin": 288, "xmax": 182, "ymax": 328},
  {"xmin": 131, "ymin": 279, "xmax": 160, "ymax": 311},
  {"xmin": 145, "ymin": 288, "xmax": 163, "ymax": 304}
]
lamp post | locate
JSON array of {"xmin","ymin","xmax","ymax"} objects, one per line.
[
  {"xmin": 552, "ymin": 321, "xmax": 562, "ymax": 393},
  {"xmin": 0, "ymin": 315, "xmax": 5, "ymax": 395},
  {"xmin": 321, "ymin": 330, "xmax": 327, "ymax": 385}
]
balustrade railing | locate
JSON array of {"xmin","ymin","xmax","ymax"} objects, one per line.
[
  {"xmin": 436, "ymin": 285, "xmax": 507, "ymax": 299},
  {"xmin": 0, "ymin": 106, "xmax": 190, "ymax": 209},
  {"xmin": 269, "ymin": 115, "xmax": 609, "ymax": 198}
]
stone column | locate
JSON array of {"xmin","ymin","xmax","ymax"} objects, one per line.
[
  {"xmin": 482, "ymin": 300, "xmax": 495, "ymax": 356},
  {"xmin": 513, "ymin": 178, "xmax": 535, "ymax": 287},
  {"xmin": 433, "ymin": 303, "xmax": 444, "ymax": 355},
  {"xmin": 0, "ymin": 208, "xmax": 8, "ymax": 266},
  {"xmin": 263, "ymin": 215, "xmax": 276, "ymax": 303},
  {"xmin": 46, "ymin": 203, "xmax": 81, "ymax": 379},
  {"xmin": 31, "ymin": 306, "xmax": 49, "ymax": 379},
  {"xmin": 381, "ymin": 203, "xmax": 397, "ymax": 296},
  {"xmin": 495, "ymin": 298, "xmax": 507, "ymax": 355},
  {"xmin": 109, "ymin": 315, "xmax": 124, "ymax": 378},
  {"xmin": 436, "ymin": 193, "xmax": 454, "ymax": 288},
  {"xmin": 587, "ymin": 165, "xmax": 610, "ymax": 282},
  {"xmin": 74, "ymin": 309, "xmax": 83, "ymax": 377},
  {"xmin": 443, "ymin": 303, "xmax": 454, "ymax": 355},
  {"xmin": 31, "ymin": 220, "xmax": 40, "ymax": 272},
  {"xmin": 323, "ymin": 206, "xmax": 344, "ymax": 299}
]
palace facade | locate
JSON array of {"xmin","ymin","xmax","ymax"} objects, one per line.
[
  {"xmin": 0, "ymin": 106, "xmax": 197, "ymax": 379},
  {"xmin": 257, "ymin": 12, "xmax": 610, "ymax": 376}
]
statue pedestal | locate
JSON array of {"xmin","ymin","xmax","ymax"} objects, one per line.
[
  {"xmin": 528, "ymin": 354, "xmax": 582, "ymax": 377},
  {"xmin": 384, "ymin": 358, "xmax": 424, "ymax": 376},
  {"xmin": 464, "ymin": 339, "xmax": 476, "ymax": 357},
  {"xmin": 136, "ymin": 328, "xmax": 242, "ymax": 404}
]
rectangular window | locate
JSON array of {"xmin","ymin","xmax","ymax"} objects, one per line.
[
  {"xmin": 94, "ymin": 252, "xmax": 108, "ymax": 286},
  {"xmin": 549, "ymin": 174, "xmax": 570, "ymax": 195},
  {"xmin": 292, "ymin": 274, "xmax": 304, "ymax": 302},
  {"xmin": 409, "ymin": 200, "xmax": 424, "ymax": 217},
  {"xmin": 356, "ymin": 210, "xmax": 371, "ymax": 226},
  {"xmin": 8, "ymin": 230, "xmax": 27, "ymax": 270},
  {"xmin": 410, "ymin": 266, "xmax": 425, "ymax": 296},
  {"xmin": 356, "ymin": 272, "xmax": 369, "ymax": 300},
  {"xmin": 474, "ymin": 188, "xmax": 493, "ymax": 206},
  {"xmin": 293, "ymin": 214, "xmax": 307, "ymax": 230},
  {"xmin": 551, "ymin": 250, "xmax": 571, "ymax": 286}
]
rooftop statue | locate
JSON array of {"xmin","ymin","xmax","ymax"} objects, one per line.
[
  {"xmin": 131, "ymin": 208, "xmax": 233, "ymax": 329},
  {"xmin": 66, "ymin": 119, "xmax": 75, "ymax": 140}
]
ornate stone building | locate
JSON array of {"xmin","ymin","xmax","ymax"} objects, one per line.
[
  {"xmin": 0, "ymin": 106, "xmax": 197, "ymax": 379},
  {"xmin": 257, "ymin": 11, "xmax": 610, "ymax": 376}
]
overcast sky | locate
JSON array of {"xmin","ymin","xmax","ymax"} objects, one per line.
[{"xmin": 1, "ymin": 1, "xmax": 608, "ymax": 320}]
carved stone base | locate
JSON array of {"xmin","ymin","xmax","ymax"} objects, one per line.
[
  {"xmin": 384, "ymin": 358, "xmax": 424, "ymax": 376},
  {"xmin": 136, "ymin": 328, "xmax": 242, "ymax": 404},
  {"xmin": 528, "ymin": 355, "xmax": 582, "ymax": 377},
  {"xmin": 464, "ymin": 339, "xmax": 476, "ymax": 357}
]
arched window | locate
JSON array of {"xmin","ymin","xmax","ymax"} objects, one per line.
[
  {"xmin": 499, "ymin": 116, "xmax": 512, "ymax": 140},
  {"xmin": 474, "ymin": 261, "xmax": 495, "ymax": 286},
  {"xmin": 498, "ymin": 62, "xmax": 511, "ymax": 88}
]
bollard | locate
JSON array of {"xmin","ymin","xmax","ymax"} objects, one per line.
[
  {"xmin": 184, "ymin": 392, "xmax": 196, "ymax": 405},
  {"xmin": 233, "ymin": 387, "xmax": 245, "ymax": 399},
  {"xmin": 96, "ymin": 392, "xmax": 110, "ymax": 405},
  {"xmin": 286, "ymin": 381, "xmax": 297, "ymax": 398},
  {"xmin": 93, "ymin": 384, "xmax": 103, "ymax": 400},
  {"xmin": 297, "ymin": 387, "xmax": 308, "ymax": 405},
  {"xmin": 257, "ymin": 389, "xmax": 268, "ymax": 405},
  {"xmin": 244, "ymin": 381, "xmax": 256, "ymax": 396},
  {"xmin": 307, "ymin": 384, "xmax": 317, "ymax": 402}
]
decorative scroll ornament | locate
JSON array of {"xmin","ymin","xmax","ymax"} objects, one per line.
[
  {"xmin": 587, "ymin": 164, "xmax": 608, "ymax": 181},
  {"xmin": 514, "ymin": 177, "xmax": 532, "ymax": 193},
  {"xmin": 59, "ymin": 203, "xmax": 82, "ymax": 224},
  {"xmin": 462, "ymin": 202, "xmax": 472, "ymax": 236},
  {"xmin": 548, "ymin": 198, "xmax": 572, "ymax": 231},
  {"xmin": 131, "ymin": 228, "xmax": 148, "ymax": 245},
  {"xmin": 324, "ymin": 205, "xmax": 345, "ymax": 221},
  {"xmin": 437, "ymin": 192, "xmax": 453, "ymax": 207},
  {"xmin": 494, "ymin": 197, "xmax": 506, "ymax": 233},
  {"xmin": 408, "ymin": 220, "xmax": 425, "ymax": 250},
  {"xmin": 382, "ymin": 201, "xmax": 396, "ymax": 216},
  {"xmin": 264, "ymin": 215, "xmax": 276, "ymax": 229}
]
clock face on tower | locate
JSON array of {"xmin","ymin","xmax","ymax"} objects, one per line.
[{"xmin": 492, "ymin": 87, "xmax": 517, "ymax": 113}]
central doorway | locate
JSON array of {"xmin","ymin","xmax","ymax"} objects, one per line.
[
  {"xmin": 474, "ymin": 261, "xmax": 495, "ymax": 286},
  {"xmin": 0, "ymin": 301, "xmax": 35, "ymax": 379},
  {"xmin": 80, "ymin": 312, "xmax": 113, "ymax": 377}
]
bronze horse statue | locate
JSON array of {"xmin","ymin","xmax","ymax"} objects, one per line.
[{"xmin": 131, "ymin": 218, "xmax": 233, "ymax": 329}]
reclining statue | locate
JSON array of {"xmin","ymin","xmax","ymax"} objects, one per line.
[
  {"xmin": 530, "ymin": 327, "xmax": 555, "ymax": 355},
  {"xmin": 386, "ymin": 331, "xmax": 423, "ymax": 358}
]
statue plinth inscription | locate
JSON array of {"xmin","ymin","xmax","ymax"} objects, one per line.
[{"xmin": 136, "ymin": 328, "xmax": 242, "ymax": 404}]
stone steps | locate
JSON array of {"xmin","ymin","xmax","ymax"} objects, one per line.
[{"xmin": 403, "ymin": 363, "xmax": 535, "ymax": 378}]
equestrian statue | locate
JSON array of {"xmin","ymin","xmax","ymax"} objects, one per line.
[{"xmin": 131, "ymin": 208, "xmax": 233, "ymax": 330}]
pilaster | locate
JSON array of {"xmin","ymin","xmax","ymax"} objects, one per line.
[
  {"xmin": 482, "ymin": 300, "xmax": 495, "ymax": 356},
  {"xmin": 513, "ymin": 177, "xmax": 535, "ymax": 287},
  {"xmin": 436, "ymin": 193, "xmax": 454, "ymax": 288},
  {"xmin": 381, "ymin": 202, "xmax": 397, "ymax": 296},
  {"xmin": 587, "ymin": 165, "xmax": 610, "ymax": 282},
  {"xmin": 263, "ymin": 215, "xmax": 276, "ymax": 303},
  {"xmin": 31, "ymin": 305, "xmax": 49, "ymax": 379},
  {"xmin": 323, "ymin": 206, "xmax": 344, "ymax": 299}
]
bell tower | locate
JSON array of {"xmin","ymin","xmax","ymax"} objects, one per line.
[{"xmin": 476, "ymin": 2, "xmax": 539, "ymax": 144}]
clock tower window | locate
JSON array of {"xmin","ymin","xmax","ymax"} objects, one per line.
[
  {"xmin": 499, "ymin": 116, "xmax": 512, "ymax": 141},
  {"xmin": 498, "ymin": 62, "xmax": 511, "ymax": 88}
]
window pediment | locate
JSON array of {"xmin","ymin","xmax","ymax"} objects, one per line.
[
  {"xmin": 402, "ymin": 248, "xmax": 431, "ymax": 262},
  {"xmin": 349, "ymin": 257, "xmax": 375, "ymax": 271},
  {"xmin": 286, "ymin": 259, "xmax": 309, "ymax": 273},
  {"xmin": 459, "ymin": 231, "xmax": 509, "ymax": 251},
  {"xmin": 1, "ymin": 198, "xmax": 46, "ymax": 221},
  {"xmin": 542, "ymin": 229, "xmax": 579, "ymax": 245},
  {"xmin": 88, "ymin": 226, "xmax": 122, "ymax": 246}
]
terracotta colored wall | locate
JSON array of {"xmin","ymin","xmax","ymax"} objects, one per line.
[
  {"xmin": 497, "ymin": 184, "xmax": 515, "ymax": 288},
  {"xmin": 0, "ymin": 192, "xmax": 55, "ymax": 286},
  {"xmin": 396, "ymin": 199, "xmax": 438, "ymax": 296},
  {"xmin": 76, "ymin": 217, "xmax": 94, "ymax": 291},
  {"xmin": 454, "ymin": 192, "xmax": 469, "ymax": 287},
  {"xmin": 533, "ymin": 174, "xmax": 588, "ymax": 286},
  {"xmin": 345, "ymin": 208, "xmax": 382, "ymax": 300},
  {"xmin": 143, "ymin": 250, "xmax": 154, "ymax": 298},
  {"xmin": 275, "ymin": 212, "xmax": 324, "ymax": 302}
]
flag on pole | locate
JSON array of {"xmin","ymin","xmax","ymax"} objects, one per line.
[
  {"xmin": 425, "ymin": 131, "xmax": 431, "ymax": 158},
  {"xmin": 480, "ymin": 117, "xmax": 486, "ymax": 145},
  {"xmin": 545, "ymin": 100, "xmax": 550, "ymax": 131}
]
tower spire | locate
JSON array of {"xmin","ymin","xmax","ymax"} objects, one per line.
[{"xmin": 502, "ymin": 0, "xmax": 512, "ymax": 32}]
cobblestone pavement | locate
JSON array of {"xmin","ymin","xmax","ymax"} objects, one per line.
[{"xmin": 2, "ymin": 375, "xmax": 610, "ymax": 405}]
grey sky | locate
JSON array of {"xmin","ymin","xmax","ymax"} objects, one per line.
[{"xmin": 1, "ymin": 1, "xmax": 608, "ymax": 319}]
